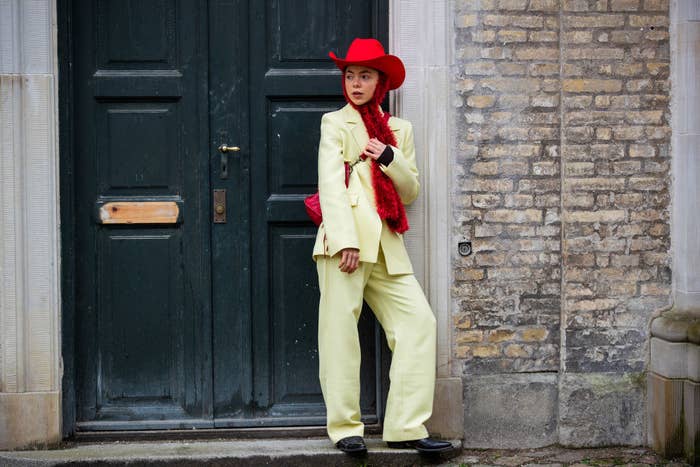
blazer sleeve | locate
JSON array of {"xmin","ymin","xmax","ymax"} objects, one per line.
[
  {"xmin": 380, "ymin": 121, "xmax": 420, "ymax": 205},
  {"xmin": 317, "ymin": 113, "xmax": 360, "ymax": 256}
]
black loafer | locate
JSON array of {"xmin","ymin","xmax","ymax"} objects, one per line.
[
  {"xmin": 387, "ymin": 437, "xmax": 453, "ymax": 453},
  {"xmin": 335, "ymin": 436, "xmax": 367, "ymax": 455}
]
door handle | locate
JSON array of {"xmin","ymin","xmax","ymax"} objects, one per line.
[
  {"xmin": 217, "ymin": 144, "xmax": 240, "ymax": 179},
  {"xmin": 218, "ymin": 144, "xmax": 240, "ymax": 153}
]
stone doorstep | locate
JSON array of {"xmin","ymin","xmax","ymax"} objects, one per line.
[{"xmin": 0, "ymin": 437, "xmax": 463, "ymax": 467}]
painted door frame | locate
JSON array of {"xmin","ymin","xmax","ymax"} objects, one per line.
[{"xmin": 55, "ymin": 0, "xmax": 460, "ymax": 439}]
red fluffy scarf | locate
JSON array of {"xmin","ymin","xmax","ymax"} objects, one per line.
[{"xmin": 343, "ymin": 74, "xmax": 409, "ymax": 234}]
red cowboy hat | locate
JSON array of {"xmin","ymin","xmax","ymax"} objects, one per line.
[{"xmin": 329, "ymin": 38, "xmax": 406, "ymax": 90}]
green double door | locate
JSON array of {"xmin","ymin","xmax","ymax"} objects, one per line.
[{"xmin": 70, "ymin": 0, "xmax": 388, "ymax": 431}]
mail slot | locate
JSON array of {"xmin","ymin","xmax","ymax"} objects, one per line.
[{"xmin": 97, "ymin": 201, "xmax": 181, "ymax": 224}]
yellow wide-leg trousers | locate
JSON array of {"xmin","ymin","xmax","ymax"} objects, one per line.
[{"xmin": 316, "ymin": 247, "xmax": 437, "ymax": 443}]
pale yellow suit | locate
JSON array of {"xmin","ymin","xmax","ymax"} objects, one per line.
[{"xmin": 312, "ymin": 104, "xmax": 437, "ymax": 443}]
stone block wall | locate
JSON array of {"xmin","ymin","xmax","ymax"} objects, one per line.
[{"xmin": 453, "ymin": 0, "xmax": 671, "ymax": 447}]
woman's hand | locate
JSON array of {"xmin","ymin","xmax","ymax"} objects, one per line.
[
  {"xmin": 363, "ymin": 138, "xmax": 386, "ymax": 160},
  {"xmin": 338, "ymin": 248, "xmax": 360, "ymax": 273}
]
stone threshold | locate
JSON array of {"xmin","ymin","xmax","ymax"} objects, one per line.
[{"xmin": 0, "ymin": 437, "xmax": 462, "ymax": 466}]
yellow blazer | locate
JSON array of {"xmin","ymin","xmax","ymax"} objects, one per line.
[{"xmin": 312, "ymin": 104, "xmax": 419, "ymax": 275}]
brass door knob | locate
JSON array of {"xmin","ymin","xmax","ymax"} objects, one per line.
[
  {"xmin": 218, "ymin": 144, "xmax": 240, "ymax": 153},
  {"xmin": 215, "ymin": 205, "xmax": 225, "ymax": 215}
]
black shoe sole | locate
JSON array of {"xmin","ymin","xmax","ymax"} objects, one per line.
[{"xmin": 387, "ymin": 441, "xmax": 454, "ymax": 453}]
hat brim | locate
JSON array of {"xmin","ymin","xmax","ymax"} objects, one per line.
[{"xmin": 329, "ymin": 52, "xmax": 406, "ymax": 90}]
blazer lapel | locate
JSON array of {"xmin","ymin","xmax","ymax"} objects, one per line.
[
  {"xmin": 340, "ymin": 104, "xmax": 367, "ymax": 157},
  {"xmin": 341, "ymin": 104, "xmax": 401, "ymax": 154}
]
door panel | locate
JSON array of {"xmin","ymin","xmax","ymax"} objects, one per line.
[
  {"xmin": 244, "ymin": 0, "xmax": 389, "ymax": 424},
  {"xmin": 73, "ymin": 0, "xmax": 211, "ymax": 429}
]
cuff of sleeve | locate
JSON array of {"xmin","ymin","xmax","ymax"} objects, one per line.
[{"xmin": 377, "ymin": 145, "xmax": 394, "ymax": 166}]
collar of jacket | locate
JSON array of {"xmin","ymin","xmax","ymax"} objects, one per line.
[{"xmin": 340, "ymin": 103, "xmax": 401, "ymax": 154}]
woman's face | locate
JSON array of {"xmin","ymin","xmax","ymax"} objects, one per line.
[{"xmin": 344, "ymin": 65, "xmax": 379, "ymax": 106}]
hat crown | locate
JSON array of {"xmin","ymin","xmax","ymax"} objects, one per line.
[
  {"xmin": 344, "ymin": 38, "xmax": 386, "ymax": 61},
  {"xmin": 328, "ymin": 38, "xmax": 406, "ymax": 90}
]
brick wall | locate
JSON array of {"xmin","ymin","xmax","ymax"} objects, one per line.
[{"xmin": 453, "ymin": 0, "xmax": 671, "ymax": 446}]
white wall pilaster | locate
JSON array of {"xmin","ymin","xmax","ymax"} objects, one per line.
[
  {"xmin": 390, "ymin": 0, "xmax": 462, "ymax": 438},
  {"xmin": 0, "ymin": 0, "xmax": 61, "ymax": 449},
  {"xmin": 671, "ymin": 0, "xmax": 700, "ymax": 312}
]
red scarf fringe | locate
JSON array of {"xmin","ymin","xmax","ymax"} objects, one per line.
[{"xmin": 343, "ymin": 74, "xmax": 409, "ymax": 234}]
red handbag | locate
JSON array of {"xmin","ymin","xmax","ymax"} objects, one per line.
[{"xmin": 305, "ymin": 162, "xmax": 352, "ymax": 226}]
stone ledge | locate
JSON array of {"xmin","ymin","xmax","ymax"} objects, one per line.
[
  {"xmin": 650, "ymin": 309, "xmax": 700, "ymax": 344},
  {"xmin": 0, "ymin": 438, "xmax": 462, "ymax": 466},
  {"xmin": 650, "ymin": 337, "xmax": 700, "ymax": 382}
]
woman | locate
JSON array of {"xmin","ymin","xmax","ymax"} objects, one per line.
[{"xmin": 312, "ymin": 38, "xmax": 453, "ymax": 455}]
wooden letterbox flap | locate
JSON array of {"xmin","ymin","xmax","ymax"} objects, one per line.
[{"xmin": 97, "ymin": 201, "xmax": 181, "ymax": 224}]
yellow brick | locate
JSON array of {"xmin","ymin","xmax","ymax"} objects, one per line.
[
  {"xmin": 610, "ymin": 30, "xmax": 643, "ymax": 43},
  {"xmin": 498, "ymin": 0, "xmax": 528, "ymax": 10},
  {"xmin": 504, "ymin": 344, "xmax": 530, "ymax": 358},
  {"xmin": 529, "ymin": 0, "xmax": 559, "ymax": 11},
  {"xmin": 530, "ymin": 63, "xmax": 560, "ymax": 76},
  {"xmin": 514, "ymin": 47, "xmax": 559, "ymax": 60},
  {"xmin": 483, "ymin": 14, "xmax": 511, "ymax": 26},
  {"xmin": 488, "ymin": 329, "xmax": 517, "ymax": 343},
  {"xmin": 476, "ymin": 252, "xmax": 507, "ymax": 266},
  {"xmin": 596, "ymin": 127, "xmax": 612, "ymax": 140},
  {"xmin": 564, "ymin": 30, "xmax": 593, "ymax": 43},
  {"xmin": 530, "ymin": 31, "xmax": 559, "ymax": 42},
  {"xmin": 568, "ymin": 298, "xmax": 618, "ymax": 311},
  {"xmin": 566, "ymin": 47, "xmax": 625, "ymax": 60},
  {"xmin": 498, "ymin": 30, "xmax": 527, "ymax": 42},
  {"xmin": 614, "ymin": 63, "xmax": 644, "ymax": 76},
  {"xmin": 467, "ymin": 95, "xmax": 497, "ymax": 108},
  {"xmin": 520, "ymin": 328, "xmax": 549, "ymax": 342},
  {"xmin": 481, "ymin": 144, "xmax": 540, "ymax": 158},
  {"xmin": 629, "ymin": 144, "xmax": 655, "ymax": 158},
  {"xmin": 566, "ymin": 210, "xmax": 626, "ymax": 223},
  {"xmin": 482, "ymin": 78, "xmax": 542, "ymax": 93},
  {"xmin": 563, "ymin": 0, "xmax": 589, "ymax": 11},
  {"xmin": 473, "ymin": 344, "xmax": 500, "ymax": 357},
  {"xmin": 563, "ymin": 15, "xmax": 625, "ymax": 27},
  {"xmin": 454, "ymin": 345, "xmax": 472, "ymax": 359},
  {"xmin": 640, "ymin": 283, "xmax": 670, "ymax": 295},
  {"xmin": 567, "ymin": 178, "xmax": 625, "ymax": 191},
  {"xmin": 455, "ymin": 268, "xmax": 486, "ymax": 281},
  {"xmin": 647, "ymin": 62, "xmax": 669, "ymax": 76},
  {"xmin": 610, "ymin": 0, "xmax": 639, "ymax": 10},
  {"xmin": 458, "ymin": 330, "xmax": 484, "ymax": 344},
  {"xmin": 629, "ymin": 15, "xmax": 669, "ymax": 27},
  {"xmin": 498, "ymin": 63, "xmax": 528, "ymax": 75},
  {"xmin": 472, "ymin": 30, "xmax": 497, "ymax": 42},
  {"xmin": 512, "ymin": 15, "xmax": 544, "ymax": 28},
  {"xmin": 644, "ymin": 0, "xmax": 669, "ymax": 10},
  {"xmin": 563, "ymin": 79, "xmax": 622, "ymax": 93},
  {"xmin": 484, "ymin": 209, "xmax": 543, "ymax": 223},
  {"xmin": 456, "ymin": 14, "xmax": 478, "ymax": 28},
  {"xmin": 470, "ymin": 161, "xmax": 499, "ymax": 175},
  {"xmin": 454, "ymin": 314, "xmax": 473, "ymax": 330},
  {"xmin": 464, "ymin": 179, "xmax": 514, "ymax": 192}
]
